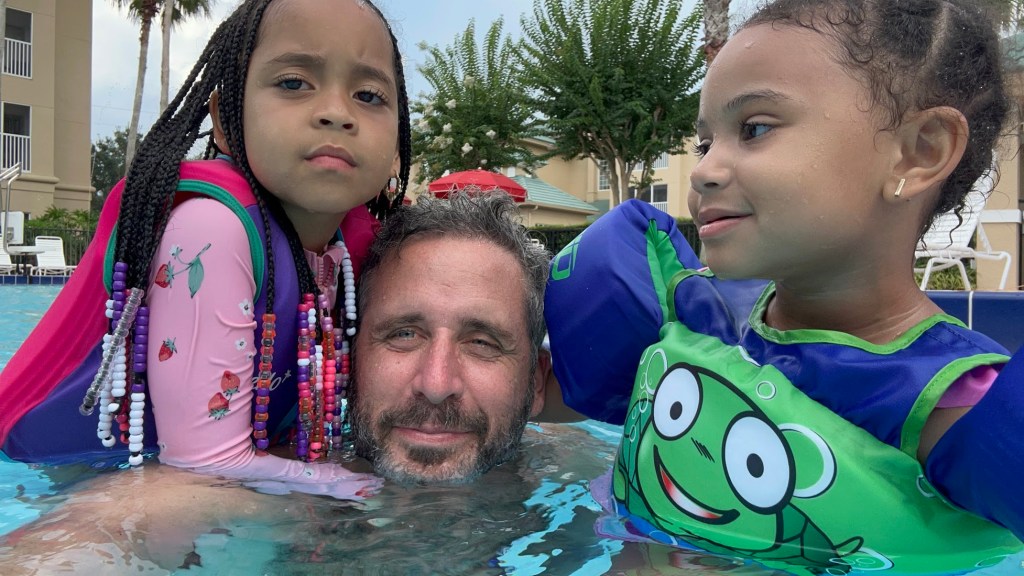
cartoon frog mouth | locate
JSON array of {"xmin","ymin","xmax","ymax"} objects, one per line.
[{"xmin": 654, "ymin": 447, "xmax": 738, "ymax": 525}]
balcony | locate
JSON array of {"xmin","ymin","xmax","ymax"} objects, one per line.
[
  {"xmin": 2, "ymin": 134, "xmax": 31, "ymax": 172},
  {"xmin": 3, "ymin": 38, "xmax": 31, "ymax": 78},
  {"xmin": 649, "ymin": 201, "xmax": 668, "ymax": 213}
]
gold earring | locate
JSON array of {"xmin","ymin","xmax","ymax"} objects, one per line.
[{"xmin": 894, "ymin": 178, "xmax": 906, "ymax": 199}]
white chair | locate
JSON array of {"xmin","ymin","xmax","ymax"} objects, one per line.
[
  {"xmin": 30, "ymin": 236, "xmax": 77, "ymax": 276},
  {"xmin": 915, "ymin": 177, "xmax": 1011, "ymax": 290},
  {"xmin": 0, "ymin": 242, "xmax": 14, "ymax": 274}
]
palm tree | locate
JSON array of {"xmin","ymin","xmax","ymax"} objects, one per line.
[
  {"xmin": 112, "ymin": 0, "xmax": 163, "ymax": 172},
  {"xmin": 159, "ymin": 0, "xmax": 213, "ymax": 114},
  {"xmin": 703, "ymin": 0, "xmax": 730, "ymax": 64}
]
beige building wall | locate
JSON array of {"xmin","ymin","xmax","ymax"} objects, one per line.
[{"xmin": 2, "ymin": 0, "xmax": 92, "ymax": 216}]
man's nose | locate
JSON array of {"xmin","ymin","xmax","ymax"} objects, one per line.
[{"xmin": 412, "ymin": 337, "xmax": 464, "ymax": 405}]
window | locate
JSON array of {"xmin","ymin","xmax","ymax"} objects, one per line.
[
  {"xmin": 4, "ymin": 8, "xmax": 32, "ymax": 78},
  {"xmin": 634, "ymin": 153, "xmax": 670, "ymax": 172},
  {"xmin": 3, "ymin": 103, "xmax": 31, "ymax": 171},
  {"xmin": 597, "ymin": 160, "xmax": 610, "ymax": 190},
  {"xmin": 636, "ymin": 184, "xmax": 668, "ymax": 204}
]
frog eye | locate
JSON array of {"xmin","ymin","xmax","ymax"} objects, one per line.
[
  {"xmin": 723, "ymin": 414, "xmax": 793, "ymax": 513},
  {"xmin": 653, "ymin": 366, "xmax": 702, "ymax": 439}
]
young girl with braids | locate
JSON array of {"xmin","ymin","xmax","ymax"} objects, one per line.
[
  {"xmin": 0, "ymin": 0, "xmax": 410, "ymax": 495},
  {"xmin": 545, "ymin": 0, "xmax": 1024, "ymax": 572}
]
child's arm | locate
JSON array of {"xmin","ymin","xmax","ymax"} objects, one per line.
[
  {"xmin": 925, "ymin": 350, "xmax": 1024, "ymax": 540},
  {"xmin": 544, "ymin": 200, "xmax": 702, "ymax": 424},
  {"xmin": 144, "ymin": 199, "xmax": 376, "ymax": 495}
]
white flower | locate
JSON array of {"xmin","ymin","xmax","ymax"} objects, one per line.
[
  {"xmin": 424, "ymin": 105, "xmax": 434, "ymax": 116},
  {"xmin": 480, "ymin": 159, "xmax": 488, "ymax": 165},
  {"xmin": 235, "ymin": 338, "xmax": 247, "ymax": 351},
  {"xmin": 170, "ymin": 245, "xmax": 182, "ymax": 258},
  {"xmin": 238, "ymin": 298, "xmax": 253, "ymax": 317},
  {"xmin": 461, "ymin": 142, "xmax": 474, "ymax": 155},
  {"xmin": 445, "ymin": 99, "xmax": 457, "ymax": 109},
  {"xmin": 464, "ymin": 75, "xmax": 476, "ymax": 87},
  {"xmin": 485, "ymin": 129, "xmax": 497, "ymax": 139},
  {"xmin": 442, "ymin": 123, "xmax": 452, "ymax": 133},
  {"xmin": 416, "ymin": 119, "xmax": 429, "ymax": 131}
]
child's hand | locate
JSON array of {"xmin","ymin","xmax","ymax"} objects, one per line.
[{"xmin": 243, "ymin": 468, "xmax": 383, "ymax": 500}]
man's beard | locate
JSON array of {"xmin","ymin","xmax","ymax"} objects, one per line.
[{"xmin": 349, "ymin": 388, "xmax": 533, "ymax": 485}]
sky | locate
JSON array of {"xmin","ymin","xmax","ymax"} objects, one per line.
[{"xmin": 90, "ymin": 0, "xmax": 705, "ymax": 142}]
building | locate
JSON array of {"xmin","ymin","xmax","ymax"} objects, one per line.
[{"xmin": 2, "ymin": 0, "xmax": 93, "ymax": 217}]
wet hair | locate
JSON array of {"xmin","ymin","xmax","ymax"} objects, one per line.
[
  {"xmin": 357, "ymin": 191, "xmax": 551, "ymax": 368},
  {"xmin": 744, "ymin": 0, "xmax": 1009, "ymax": 233},
  {"xmin": 115, "ymin": 0, "xmax": 412, "ymax": 314}
]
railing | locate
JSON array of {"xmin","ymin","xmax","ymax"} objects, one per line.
[
  {"xmin": 2, "ymin": 134, "xmax": 30, "ymax": 172},
  {"xmin": 649, "ymin": 201, "xmax": 669, "ymax": 213},
  {"xmin": 4, "ymin": 38, "xmax": 32, "ymax": 78}
]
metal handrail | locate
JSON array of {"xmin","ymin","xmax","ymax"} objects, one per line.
[{"xmin": 1, "ymin": 162, "xmax": 24, "ymax": 253}]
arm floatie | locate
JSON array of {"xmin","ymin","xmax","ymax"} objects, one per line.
[
  {"xmin": 925, "ymin": 348, "xmax": 1024, "ymax": 541},
  {"xmin": 544, "ymin": 200, "xmax": 701, "ymax": 424}
]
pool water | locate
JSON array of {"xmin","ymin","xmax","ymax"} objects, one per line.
[{"xmin": 0, "ymin": 286, "xmax": 1021, "ymax": 575}]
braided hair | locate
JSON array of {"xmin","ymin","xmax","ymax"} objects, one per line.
[{"xmin": 115, "ymin": 0, "xmax": 412, "ymax": 314}]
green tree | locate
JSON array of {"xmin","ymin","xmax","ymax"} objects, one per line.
[
  {"xmin": 112, "ymin": 0, "xmax": 163, "ymax": 172},
  {"xmin": 411, "ymin": 19, "xmax": 542, "ymax": 185},
  {"xmin": 91, "ymin": 128, "xmax": 142, "ymax": 214},
  {"xmin": 520, "ymin": 0, "xmax": 704, "ymax": 208},
  {"xmin": 159, "ymin": 0, "xmax": 213, "ymax": 114}
]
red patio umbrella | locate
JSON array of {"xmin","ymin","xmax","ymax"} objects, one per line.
[{"xmin": 427, "ymin": 169, "xmax": 528, "ymax": 203}]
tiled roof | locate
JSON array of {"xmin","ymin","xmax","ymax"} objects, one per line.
[{"xmin": 511, "ymin": 175, "xmax": 600, "ymax": 213}]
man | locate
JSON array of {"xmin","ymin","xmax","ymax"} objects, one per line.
[{"xmin": 350, "ymin": 190, "xmax": 553, "ymax": 484}]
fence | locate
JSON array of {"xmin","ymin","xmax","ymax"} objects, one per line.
[
  {"xmin": 530, "ymin": 219, "xmax": 700, "ymax": 257},
  {"xmin": 23, "ymin": 227, "xmax": 95, "ymax": 267}
]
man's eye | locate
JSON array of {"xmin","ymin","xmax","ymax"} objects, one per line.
[{"xmin": 390, "ymin": 328, "xmax": 416, "ymax": 340}]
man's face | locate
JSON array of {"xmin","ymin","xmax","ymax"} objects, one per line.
[{"xmin": 351, "ymin": 236, "xmax": 545, "ymax": 484}]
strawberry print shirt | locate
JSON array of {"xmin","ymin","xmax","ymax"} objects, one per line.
[{"xmin": 145, "ymin": 198, "xmax": 363, "ymax": 483}]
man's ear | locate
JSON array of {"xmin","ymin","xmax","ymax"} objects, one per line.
[
  {"xmin": 209, "ymin": 90, "xmax": 232, "ymax": 156},
  {"xmin": 889, "ymin": 106, "xmax": 968, "ymax": 202},
  {"xmin": 528, "ymin": 350, "xmax": 550, "ymax": 419}
]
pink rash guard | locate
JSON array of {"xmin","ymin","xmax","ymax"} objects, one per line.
[{"xmin": 145, "ymin": 198, "xmax": 371, "ymax": 484}]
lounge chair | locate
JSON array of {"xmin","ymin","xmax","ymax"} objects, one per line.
[
  {"xmin": 915, "ymin": 178, "xmax": 1012, "ymax": 291},
  {"xmin": 0, "ymin": 243, "xmax": 14, "ymax": 275},
  {"xmin": 30, "ymin": 236, "xmax": 77, "ymax": 276}
]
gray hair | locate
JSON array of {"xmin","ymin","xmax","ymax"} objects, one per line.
[{"xmin": 357, "ymin": 190, "xmax": 550, "ymax": 367}]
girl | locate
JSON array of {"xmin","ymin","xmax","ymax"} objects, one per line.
[
  {"xmin": 545, "ymin": 0, "xmax": 1023, "ymax": 573},
  {"xmin": 0, "ymin": 0, "xmax": 410, "ymax": 495}
]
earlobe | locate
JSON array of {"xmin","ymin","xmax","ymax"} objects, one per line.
[
  {"xmin": 209, "ymin": 90, "xmax": 232, "ymax": 156},
  {"xmin": 890, "ymin": 106, "xmax": 968, "ymax": 202},
  {"xmin": 529, "ymin": 350, "xmax": 552, "ymax": 418}
]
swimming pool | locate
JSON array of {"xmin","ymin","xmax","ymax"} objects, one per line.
[{"xmin": 0, "ymin": 286, "xmax": 1021, "ymax": 575}]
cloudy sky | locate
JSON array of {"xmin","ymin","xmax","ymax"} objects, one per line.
[
  {"xmin": 91, "ymin": 0, "xmax": 712, "ymax": 141},
  {"xmin": 92, "ymin": 0, "xmax": 546, "ymax": 140}
]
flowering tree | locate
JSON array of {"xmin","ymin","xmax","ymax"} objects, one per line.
[
  {"xmin": 520, "ymin": 0, "xmax": 704, "ymax": 208},
  {"xmin": 411, "ymin": 19, "xmax": 542, "ymax": 185}
]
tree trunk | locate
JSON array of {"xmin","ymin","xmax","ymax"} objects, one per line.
[
  {"xmin": 703, "ymin": 0, "xmax": 730, "ymax": 65},
  {"xmin": 124, "ymin": 18, "xmax": 154, "ymax": 173},
  {"xmin": 159, "ymin": 1, "xmax": 173, "ymax": 114}
]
